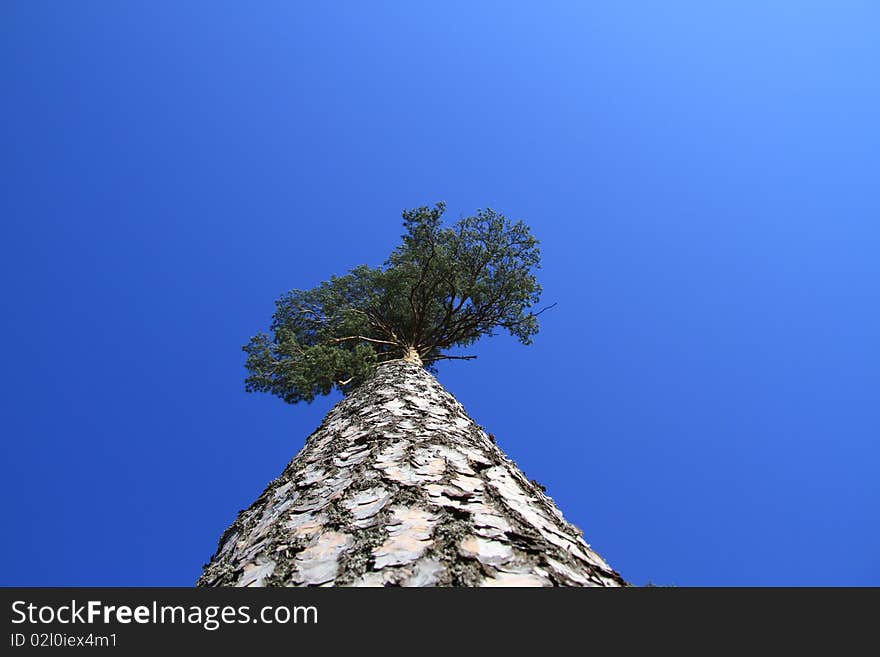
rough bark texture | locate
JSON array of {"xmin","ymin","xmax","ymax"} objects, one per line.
[{"xmin": 199, "ymin": 360, "xmax": 627, "ymax": 587}]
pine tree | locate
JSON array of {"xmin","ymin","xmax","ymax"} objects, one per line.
[{"xmin": 199, "ymin": 204, "xmax": 626, "ymax": 587}]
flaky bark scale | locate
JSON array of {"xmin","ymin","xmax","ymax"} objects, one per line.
[{"xmin": 199, "ymin": 361, "xmax": 626, "ymax": 587}]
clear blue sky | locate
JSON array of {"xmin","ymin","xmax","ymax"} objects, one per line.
[{"xmin": 2, "ymin": 2, "xmax": 877, "ymax": 586}]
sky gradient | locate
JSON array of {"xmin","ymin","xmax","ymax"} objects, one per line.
[{"xmin": 2, "ymin": 2, "xmax": 878, "ymax": 586}]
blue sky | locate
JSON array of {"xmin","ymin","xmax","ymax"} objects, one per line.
[{"xmin": 2, "ymin": 2, "xmax": 877, "ymax": 586}]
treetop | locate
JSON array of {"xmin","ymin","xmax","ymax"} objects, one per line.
[{"xmin": 243, "ymin": 202, "xmax": 547, "ymax": 403}]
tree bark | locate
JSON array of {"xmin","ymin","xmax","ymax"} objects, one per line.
[{"xmin": 198, "ymin": 360, "xmax": 627, "ymax": 587}]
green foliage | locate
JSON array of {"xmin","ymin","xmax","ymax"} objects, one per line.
[{"xmin": 243, "ymin": 202, "xmax": 545, "ymax": 403}]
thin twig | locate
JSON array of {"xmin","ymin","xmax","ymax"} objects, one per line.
[
  {"xmin": 532, "ymin": 301, "xmax": 558, "ymax": 317},
  {"xmin": 424, "ymin": 354, "xmax": 478, "ymax": 362},
  {"xmin": 329, "ymin": 335, "xmax": 400, "ymax": 346}
]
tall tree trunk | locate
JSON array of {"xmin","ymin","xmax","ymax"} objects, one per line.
[{"xmin": 199, "ymin": 360, "xmax": 627, "ymax": 587}]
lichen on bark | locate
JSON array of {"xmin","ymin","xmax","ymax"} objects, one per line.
[{"xmin": 199, "ymin": 360, "xmax": 627, "ymax": 587}]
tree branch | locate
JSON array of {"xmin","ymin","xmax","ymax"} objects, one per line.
[
  {"xmin": 424, "ymin": 354, "xmax": 478, "ymax": 362},
  {"xmin": 408, "ymin": 236, "xmax": 437, "ymax": 345},
  {"xmin": 329, "ymin": 335, "xmax": 400, "ymax": 346},
  {"xmin": 532, "ymin": 301, "xmax": 557, "ymax": 317}
]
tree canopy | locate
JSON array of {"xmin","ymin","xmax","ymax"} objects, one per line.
[{"xmin": 243, "ymin": 203, "xmax": 548, "ymax": 403}]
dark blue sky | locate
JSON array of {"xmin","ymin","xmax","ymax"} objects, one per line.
[{"xmin": 2, "ymin": 3, "xmax": 877, "ymax": 586}]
